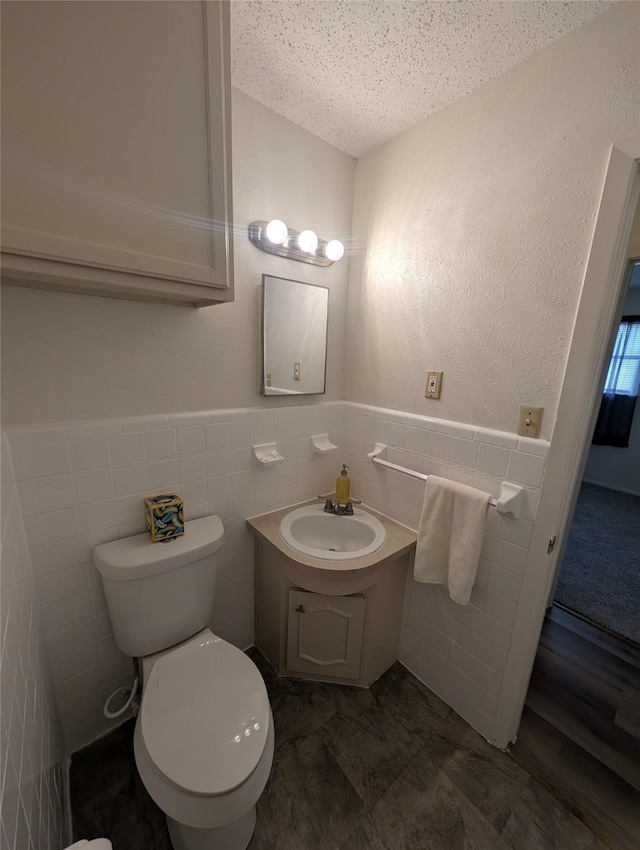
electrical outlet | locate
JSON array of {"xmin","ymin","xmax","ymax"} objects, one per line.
[
  {"xmin": 517, "ymin": 404, "xmax": 544, "ymax": 438},
  {"xmin": 425, "ymin": 371, "xmax": 443, "ymax": 399},
  {"xmin": 294, "ymin": 362, "xmax": 301, "ymax": 381}
]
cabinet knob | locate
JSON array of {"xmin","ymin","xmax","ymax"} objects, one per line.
[{"xmin": 295, "ymin": 604, "xmax": 306, "ymax": 614}]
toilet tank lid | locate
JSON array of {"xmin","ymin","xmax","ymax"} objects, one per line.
[{"xmin": 93, "ymin": 516, "xmax": 224, "ymax": 581}]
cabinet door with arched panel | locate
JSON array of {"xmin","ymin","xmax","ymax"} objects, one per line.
[{"xmin": 286, "ymin": 589, "xmax": 366, "ymax": 681}]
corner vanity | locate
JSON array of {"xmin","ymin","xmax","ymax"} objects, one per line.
[{"xmin": 247, "ymin": 503, "xmax": 416, "ymax": 688}]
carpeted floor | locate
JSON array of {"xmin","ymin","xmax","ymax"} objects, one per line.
[{"xmin": 555, "ymin": 482, "xmax": 640, "ymax": 645}]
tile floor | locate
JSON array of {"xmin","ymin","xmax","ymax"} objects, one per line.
[{"xmin": 71, "ymin": 650, "xmax": 610, "ymax": 850}]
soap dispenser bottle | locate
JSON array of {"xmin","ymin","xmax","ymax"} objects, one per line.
[{"xmin": 335, "ymin": 464, "xmax": 351, "ymax": 506}]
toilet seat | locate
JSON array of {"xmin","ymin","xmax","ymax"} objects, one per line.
[{"xmin": 140, "ymin": 632, "xmax": 270, "ymax": 797}]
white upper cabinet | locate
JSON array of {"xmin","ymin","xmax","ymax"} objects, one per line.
[{"xmin": 1, "ymin": 1, "xmax": 234, "ymax": 306}]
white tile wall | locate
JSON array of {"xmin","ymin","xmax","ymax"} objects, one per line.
[
  {"xmin": 5, "ymin": 402, "xmax": 343, "ymax": 752},
  {"xmin": 1, "ymin": 435, "xmax": 66, "ymax": 849},
  {"xmin": 337, "ymin": 401, "xmax": 549, "ymax": 740},
  {"xmin": 6, "ymin": 399, "xmax": 547, "ymax": 752}
]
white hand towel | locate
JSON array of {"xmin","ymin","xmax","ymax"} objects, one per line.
[{"xmin": 413, "ymin": 475, "xmax": 490, "ymax": 605}]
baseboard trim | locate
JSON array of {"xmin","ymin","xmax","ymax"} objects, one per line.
[{"xmin": 582, "ymin": 478, "xmax": 640, "ymax": 497}]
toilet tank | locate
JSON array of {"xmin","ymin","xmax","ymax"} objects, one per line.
[{"xmin": 94, "ymin": 515, "xmax": 224, "ymax": 657}]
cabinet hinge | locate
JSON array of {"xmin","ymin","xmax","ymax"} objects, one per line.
[{"xmin": 547, "ymin": 536, "xmax": 557, "ymax": 554}]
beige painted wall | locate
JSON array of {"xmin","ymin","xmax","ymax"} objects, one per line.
[
  {"xmin": 3, "ymin": 4, "xmax": 639, "ymax": 436},
  {"xmin": 345, "ymin": 2, "xmax": 640, "ymax": 439},
  {"xmin": 1, "ymin": 90, "xmax": 355, "ymax": 426}
]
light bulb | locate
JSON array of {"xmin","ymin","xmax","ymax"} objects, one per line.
[
  {"xmin": 265, "ymin": 219, "xmax": 288, "ymax": 245},
  {"xmin": 324, "ymin": 239, "xmax": 344, "ymax": 262},
  {"xmin": 297, "ymin": 229, "xmax": 318, "ymax": 253}
]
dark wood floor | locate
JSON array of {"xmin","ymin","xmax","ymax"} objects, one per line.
[
  {"xmin": 511, "ymin": 605, "xmax": 640, "ymax": 850},
  {"xmin": 525, "ymin": 605, "xmax": 640, "ymax": 789},
  {"xmin": 512, "ymin": 707, "xmax": 640, "ymax": 850},
  {"xmin": 72, "ymin": 648, "xmax": 613, "ymax": 850}
]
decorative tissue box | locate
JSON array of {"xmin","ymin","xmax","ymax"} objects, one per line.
[{"xmin": 144, "ymin": 493, "xmax": 185, "ymax": 542}]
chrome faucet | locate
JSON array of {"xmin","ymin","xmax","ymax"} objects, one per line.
[{"xmin": 317, "ymin": 493, "xmax": 362, "ymax": 516}]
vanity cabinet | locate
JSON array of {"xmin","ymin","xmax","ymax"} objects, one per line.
[
  {"xmin": 248, "ymin": 504, "xmax": 417, "ymax": 687},
  {"xmin": 1, "ymin": 1, "xmax": 233, "ymax": 307}
]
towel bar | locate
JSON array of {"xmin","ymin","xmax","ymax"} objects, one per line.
[{"xmin": 366, "ymin": 443, "xmax": 524, "ymax": 519}]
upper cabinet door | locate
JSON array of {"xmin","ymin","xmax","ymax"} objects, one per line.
[{"xmin": 1, "ymin": 1, "xmax": 233, "ymax": 306}]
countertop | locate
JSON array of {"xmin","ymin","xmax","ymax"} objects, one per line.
[{"xmin": 246, "ymin": 501, "xmax": 416, "ymax": 572}]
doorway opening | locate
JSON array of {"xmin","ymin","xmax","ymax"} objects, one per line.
[
  {"xmin": 524, "ymin": 248, "xmax": 640, "ymax": 794},
  {"xmin": 553, "ymin": 258, "xmax": 640, "ymax": 648},
  {"xmin": 511, "ymin": 181, "xmax": 640, "ymax": 849}
]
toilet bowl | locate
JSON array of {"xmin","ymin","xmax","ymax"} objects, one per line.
[
  {"xmin": 133, "ymin": 629, "xmax": 274, "ymax": 850},
  {"xmin": 93, "ymin": 516, "xmax": 274, "ymax": 850}
]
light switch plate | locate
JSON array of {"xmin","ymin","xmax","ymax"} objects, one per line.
[
  {"xmin": 517, "ymin": 404, "xmax": 544, "ymax": 438},
  {"xmin": 425, "ymin": 371, "xmax": 443, "ymax": 399}
]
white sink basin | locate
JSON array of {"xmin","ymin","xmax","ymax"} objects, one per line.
[{"xmin": 279, "ymin": 504, "xmax": 386, "ymax": 560}]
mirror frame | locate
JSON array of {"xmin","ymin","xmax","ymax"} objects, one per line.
[{"xmin": 260, "ymin": 274, "xmax": 330, "ymax": 397}]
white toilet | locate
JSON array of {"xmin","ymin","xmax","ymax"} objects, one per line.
[{"xmin": 93, "ymin": 516, "xmax": 274, "ymax": 850}]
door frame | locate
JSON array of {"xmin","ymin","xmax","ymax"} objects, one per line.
[
  {"xmin": 490, "ymin": 138, "xmax": 640, "ymax": 748},
  {"xmin": 546, "ymin": 253, "xmax": 640, "ymax": 605}
]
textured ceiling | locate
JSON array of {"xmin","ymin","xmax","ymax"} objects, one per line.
[{"xmin": 231, "ymin": 0, "xmax": 613, "ymax": 158}]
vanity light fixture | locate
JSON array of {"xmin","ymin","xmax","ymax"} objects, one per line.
[
  {"xmin": 323, "ymin": 239, "xmax": 345, "ymax": 262},
  {"xmin": 264, "ymin": 219, "xmax": 288, "ymax": 245},
  {"xmin": 248, "ymin": 219, "xmax": 344, "ymax": 266},
  {"xmin": 297, "ymin": 229, "xmax": 318, "ymax": 253}
]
